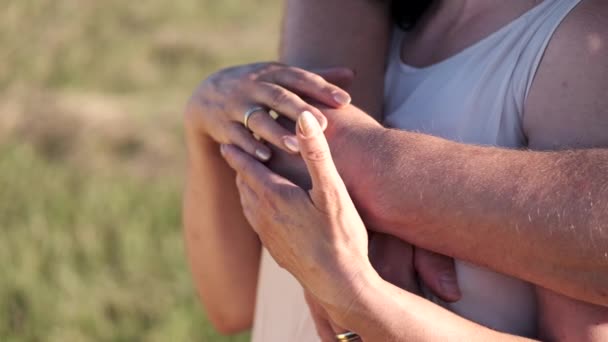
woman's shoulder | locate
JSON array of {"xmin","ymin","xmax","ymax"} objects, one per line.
[
  {"xmin": 523, "ymin": 0, "xmax": 608, "ymax": 148},
  {"xmin": 546, "ymin": 0, "xmax": 608, "ymax": 57}
]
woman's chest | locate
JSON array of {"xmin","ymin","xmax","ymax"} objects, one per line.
[{"xmin": 383, "ymin": 64, "xmax": 526, "ymax": 149}]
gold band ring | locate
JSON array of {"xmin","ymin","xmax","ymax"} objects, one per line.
[
  {"xmin": 243, "ymin": 106, "xmax": 266, "ymax": 130},
  {"xmin": 336, "ymin": 331, "xmax": 361, "ymax": 341}
]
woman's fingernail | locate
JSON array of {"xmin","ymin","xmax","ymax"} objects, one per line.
[
  {"xmin": 332, "ymin": 91, "xmax": 351, "ymax": 106},
  {"xmin": 283, "ymin": 136, "xmax": 300, "ymax": 152},
  {"xmin": 439, "ymin": 273, "xmax": 461, "ymax": 301},
  {"xmin": 219, "ymin": 144, "xmax": 227, "ymax": 156},
  {"xmin": 317, "ymin": 113, "xmax": 328, "ymax": 130},
  {"xmin": 298, "ymin": 111, "xmax": 319, "ymax": 137},
  {"xmin": 255, "ymin": 148, "xmax": 271, "ymax": 161}
]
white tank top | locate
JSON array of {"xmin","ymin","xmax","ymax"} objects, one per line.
[{"xmin": 251, "ymin": 1, "xmax": 582, "ymax": 340}]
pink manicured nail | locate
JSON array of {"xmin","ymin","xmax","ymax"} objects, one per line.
[
  {"xmin": 298, "ymin": 111, "xmax": 319, "ymax": 136},
  {"xmin": 283, "ymin": 136, "xmax": 300, "ymax": 152},
  {"xmin": 255, "ymin": 148, "xmax": 271, "ymax": 161},
  {"xmin": 332, "ymin": 91, "xmax": 351, "ymax": 106}
]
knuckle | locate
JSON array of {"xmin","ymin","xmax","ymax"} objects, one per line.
[
  {"xmin": 227, "ymin": 124, "xmax": 247, "ymax": 144},
  {"xmin": 266, "ymin": 61, "xmax": 283, "ymax": 69},
  {"xmin": 242, "ymin": 72, "xmax": 257, "ymax": 83},
  {"xmin": 303, "ymin": 104, "xmax": 320, "ymax": 116},
  {"xmin": 204, "ymin": 69, "xmax": 222, "ymax": 85},
  {"xmin": 260, "ymin": 61, "xmax": 282, "ymax": 75},
  {"xmin": 206, "ymin": 68, "xmax": 234, "ymax": 91},
  {"xmin": 304, "ymin": 148, "xmax": 330, "ymax": 162},
  {"xmin": 258, "ymin": 180, "xmax": 274, "ymax": 199},
  {"xmin": 269, "ymin": 87, "xmax": 291, "ymax": 108},
  {"xmin": 297, "ymin": 71, "xmax": 327, "ymax": 90},
  {"xmin": 261, "ymin": 185, "xmax": 284, "ymax": 212},
  {"xmin": 315, "ymin": 188, "xmax": 340, "ymax": 206},
  {"xmin": 240, "ymin": 160, "xmax": 255, "ymax": 175},
  {"xmin": 235, "ymin": 174, "xmax": 245, "ymax": 188},
  {"xmin": 307, "ymin": 72, "xmax": 325, "ymax": 85},
  {"xmin": 247, "ymin": 110, "xmax": 266, "ymax": 129},
  {"xmin": 289, "ymin": 70, "xmax": 311, "ymax": 85},
  {"xmin": 228, "ymin": 152, "xmax": 247, "ymax": 172}
]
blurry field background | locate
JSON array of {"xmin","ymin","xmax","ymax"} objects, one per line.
[{"xmin": 0, "ymin": 0, "xmax": 280, "ymax": 340}]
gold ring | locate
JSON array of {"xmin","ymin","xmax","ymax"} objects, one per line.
[
  {"xmin": 336, "ymin": 331, "xmax": 360, "ymax": 341},
  {"xmin": 243, "ymin": 106, "xmax": 266, "ymax": 130}
]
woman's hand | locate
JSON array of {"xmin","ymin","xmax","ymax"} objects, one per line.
[
  {"xmin": 306, "ymin": 233, "xmax": 426, "ymax": 342},
  {"xmin": 221, "ymin": 108, "xmax": 463, "ymax": 331},
  {"xmin": 221, "ymin": 110, "xmax": 371, "ymax": 310},
  {"xmin": 185, "ymin": 62, "xmax": 353, "ymax": 161}
]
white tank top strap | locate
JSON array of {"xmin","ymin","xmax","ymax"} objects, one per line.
[{"xmin": 384, "ymin": 0, "xmax": 584, "ymax": 140}]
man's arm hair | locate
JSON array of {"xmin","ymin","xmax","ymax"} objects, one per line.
[
  {"xmin": 522, "ymin": 0, "xmax": 608, "ymax": 337},
  {"xmin": 322, "ymin": 0, "xmax": 608, "ymax": 308},
  {"xmin": 365, "ymin": 131, "xmax": 608, "ymax": 305}
]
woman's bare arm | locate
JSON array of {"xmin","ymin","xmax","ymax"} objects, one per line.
[
  {"xmin": 183, "ymin": 132, "xmax": 261, "ymax": 334},
  {"xmin": 183, "ymin": 0, "xmax": 392, "ymax": 334}
]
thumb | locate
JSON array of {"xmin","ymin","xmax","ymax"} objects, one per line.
[{"xmin": 297, "ymin": 110, "xmax": 348, "ymax": 207}]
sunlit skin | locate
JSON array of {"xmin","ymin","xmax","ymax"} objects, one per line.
[
  {"xmin": 225, "ymin": 103, "xmax": 608, "ymax": 341},
  {"xmin": 183, "ymin": 64, "xmax": 457, "ymax": 335},
  {"xmin": 221, "ymin": 111, "xmax": 537, "ymax": 341},
  {"xmin": 184, "ymin": 0, "xmax": 608, "ymax": 339}
]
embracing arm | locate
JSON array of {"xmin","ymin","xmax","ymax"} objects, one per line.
[
  {"xmin": 362, "ymin": 129, "xmax": 608, "ymax": 306},
  {"xmin": 182, "ymin": 0, "xmax": 391, "ymax": 334},
  {"xmin": 323, "ymin": 2, "xmax": 608, "ymax": 306},
  {"xmin": 183, "ymin": 130, "xmax": 261, "ymax": 334},
  {"xmin": 326, "ymin": 110, "xmax": 608, "ymax": 306}
]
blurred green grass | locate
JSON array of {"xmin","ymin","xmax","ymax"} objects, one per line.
[{"xmin": 0, "ymin": 0, "xmax": 281, "ymax": 340}]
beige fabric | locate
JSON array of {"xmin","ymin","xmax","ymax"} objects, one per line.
[
  {"xmin": 251, "ymin": 1, "xmax": 582, "ymax": 340},
  {"xmin": 251, "ymin": 249, "xmax": 318, "ymax": 342}
]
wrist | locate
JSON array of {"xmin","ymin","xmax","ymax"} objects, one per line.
[
  {"xmin": 324, "ymin": 261, "xmax": 381, "ymax": 325},
  {"xmin": 324, "ymin": 110, "xmax": 388, "ymax": 214},
  {"xmin": 328, "ymin": 123, "xmax": 387, "ymax": 187},
  {"xmin": 328, "ymin": 267, "xmax": 398, "ymax": 340}
]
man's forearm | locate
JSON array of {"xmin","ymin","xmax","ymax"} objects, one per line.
[{"xmin": 328, "ymin": 113, "xmax": 608, "ymax": 305}]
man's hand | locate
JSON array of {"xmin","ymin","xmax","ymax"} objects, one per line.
[
  {"xmin": 369, "ymin": 234, "xmax": 461, "ymax": 302},
  {"xmin": 222, "ymin": 110, "xmax": 372, "ymax": 316}
]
